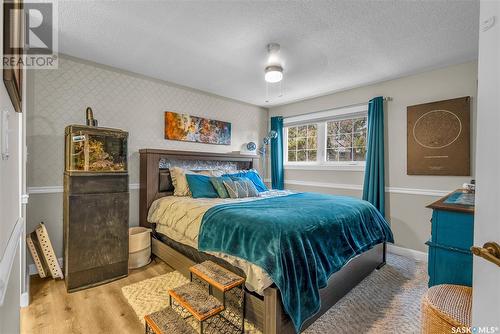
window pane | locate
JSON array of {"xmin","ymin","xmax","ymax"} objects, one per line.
[
  {"xmin": 288, "ymin": 150, "xmax": 296, "ymax": 162},
  {"xmin": 353, "ymin": 118, "xmax": 367, "ymax": 132},
  {"xmin": 297, "ymin": 150, "xmax": 306, "ymax": 161},
  {"xmin": 288, "ymin": 127, "xmax": 297, "ymax": 138},
  {"xmin": 353, "ymin": 132, "xmax": 366, "ymax": 148},
  {"xmin": 335, "ymin": 134, "xmax": 352, "ymax": 148},
  {"xmin": 326, "ymin": 136, "xmax": 334, "ymax": 148},
  {"xmin": 339, "ymin": 119, "xmax": 353, "ymax": 133},
  {"xmin": 326, "ymin": 149, "xmax": 338, "ymax": 161},
  {"xmin": 338, "ymin": 148, "xmax": 353, "ymax": 161},
  {"xmin": 297, "ymin": 125, "xmax": 307, "ymax": 137},
  {"xmin": 307, "ymin": 150, "xmax": 317, "ymax": 161},
  {"xmin": 297, "ymin": 137, "xmax": 306, "ymax": 150},
  {"xmin": 307, "ymin": 124, "xmax": 317, "ymax": 137},
  {"xmin": 327, "ymin": 121, "xmax": 338, "ymax": 136},
  {"xmin": 353, "ymin": 147, "xmax": 366, "ymax": 161},
  {"xmin": 288, "ymin": 138, "xmax": 296, "ymax": 151},
  {"xmin": 307, "ymin": 136, "xmax": 317, "ymax": 149}
]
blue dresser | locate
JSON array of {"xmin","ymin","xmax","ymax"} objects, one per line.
[{"xmin": 426, "ymin": 190, "xmax": 474, "ymax": 287}]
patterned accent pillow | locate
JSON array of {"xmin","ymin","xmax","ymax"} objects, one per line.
[
  {"xmin": 223, "ymin": 169, "xmax": 268, "ymax": 192},
  {"xmin": 223, "ymin": 177, "xmax": 259, "ymax": 199},
  {"xmin": 210, "ymin": 177, "xmax": 230, "ymax": 198}
]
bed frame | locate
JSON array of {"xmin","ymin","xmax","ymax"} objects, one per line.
[{"xmin": 139, "ymin": 148, "xmax": 386, "ymax": 333}]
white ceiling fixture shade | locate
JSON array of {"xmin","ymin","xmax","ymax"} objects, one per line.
[{"xmin": 265, "ymin": 65, "xmax": 283, "ymax": 83}]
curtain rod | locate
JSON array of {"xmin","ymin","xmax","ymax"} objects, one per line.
[{"xmin": 282, "ymin": 96, "xmax": 393, "ymax": 120}]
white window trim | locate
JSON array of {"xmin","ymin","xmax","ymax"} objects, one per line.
[{"xmin": 283, "ymin": 105, "xmax": 368, "ymax": 171}]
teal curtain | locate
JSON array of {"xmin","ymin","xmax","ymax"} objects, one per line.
[
  {"xmin": 271, "ymin": 116, "xmax": 284, "ymax": 190},
  {"xmin": 363, "ymin": 96, "xmax": 385, "ymax": 217}
]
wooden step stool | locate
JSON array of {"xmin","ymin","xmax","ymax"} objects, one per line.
[
  {"xmin": 167, "ymin": 260, "xmax": 245, "ymax": 334},
  {"xmin": 190, "ymin": 261, "xmax": 246, "ymax": 332},
  {"xmin": 144, "ymin": 307, "xmax": 197, "ymax": 334}
]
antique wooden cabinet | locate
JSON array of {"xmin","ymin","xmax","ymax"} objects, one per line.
[
  {"xmin": 426, "ymin": 190, "xmax": 474, "ymax": 287},
  {"xmin": 63, "ymin": 125, "xmax": 129, "ymax": 292}
]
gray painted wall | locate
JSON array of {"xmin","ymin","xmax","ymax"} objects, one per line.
[
  {"xmin": 270, "ymin": 62, "xmax": 478, "ymax": 252},
  {"xmin": 26, "ymin": 55, "xmax": 268, "ymax": 264}
]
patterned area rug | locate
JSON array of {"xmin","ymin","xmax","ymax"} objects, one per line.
[{"xmin": 122, "ymin": 254, "xmax": 426, "ymax": 333}]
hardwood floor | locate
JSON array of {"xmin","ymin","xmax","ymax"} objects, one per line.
[{"xmin": 21, "ymin": 259, "xmax": 173, "ymax": 334}]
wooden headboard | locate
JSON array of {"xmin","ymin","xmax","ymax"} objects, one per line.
[{"xmin": 139, "ymin": 149, "xmax": 260, "ymax": 228}]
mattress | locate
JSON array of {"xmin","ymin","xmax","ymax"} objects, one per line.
[
  {"xmin": 148, "ymin": 190, "xmax": 292, "ymax": 295},
  {"xmin": 155, "ymin": 232, "xmax": 265, "ymax": 299}
]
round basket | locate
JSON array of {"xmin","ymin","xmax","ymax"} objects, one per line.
[
  {"xmin": 128, "ymin": 227, "xmax": 152, "ymax": 269},
  {"xmin": 421, "ymin": 284, "xmax": 472, "ymax": 334}
]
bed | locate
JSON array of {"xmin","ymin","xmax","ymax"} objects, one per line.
[{"xmin": 139, "ymin": 148, "xmax": 392, "ymax": 333}]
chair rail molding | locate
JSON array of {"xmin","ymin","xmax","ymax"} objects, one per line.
[
  {"xmin": 0, "ymin": 217, "xmax": 23, "ymax": 306},
  {"xmin": 263, "ymin": 178, "xmax": 450, "ymax": 197},
  {"xmin": 28, "ymin": 183, "xmax": 140, "ymax": 194},
  {"xmin": 29, "ymin": 180, "xmax": 449, "ymax": 197}
]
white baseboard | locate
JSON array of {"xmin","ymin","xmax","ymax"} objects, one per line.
[
  {"xmin": 20, "ymin": 292, "xmax": 29, "ymax": 308},
  {"xmin": 387, "ymin": 244, "xmax": 428, "ymax": 262},
  {"xmin": 28, "ymin": 257, "xmax": 63, "ymax": 276}
]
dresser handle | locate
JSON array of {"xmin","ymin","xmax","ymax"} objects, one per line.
[{"xmin": 471, "ymin": 242, "xmax": 500, "ymax": 267}]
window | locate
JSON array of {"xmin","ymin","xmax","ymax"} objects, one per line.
[
  {"xmin": 287, "ymin": 124, "xmax": 317, "ymax": 162},
  {"xmin": 283, "ymin": 105, "xmax": 368, "ymax": 169},
  {"xmin": 326, "ymin": 117, "xmax": 367, "ymax": 163}
]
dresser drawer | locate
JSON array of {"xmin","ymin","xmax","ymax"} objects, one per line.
[{"xmin": 430, "ymin": 210, "xmax": 474, "ymax": 250}]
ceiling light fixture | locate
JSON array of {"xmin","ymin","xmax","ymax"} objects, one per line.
[
  {"xmin": 264, "ymin": 43, "xmax": 284, "ymax": 103},
  {"xmin": 265, "ymin": 65, "xmax": 283, "ymax": 83},
  {"xmin": 264, "ymin": 43, "xmax": 283, "ymax": 83}
]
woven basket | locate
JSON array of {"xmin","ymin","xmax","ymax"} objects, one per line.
[{"xmin": 421, "ymin": 284, "xmax": 472, "ymax": 334}]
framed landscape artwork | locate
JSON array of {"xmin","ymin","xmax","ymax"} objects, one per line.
[
  {"xmin": 407, "ymin": 96, "xmax": 470, "ymax": 176},
  {"xmin": 164, "ymin": 111, "xmax": 231, "ymax": 145}
]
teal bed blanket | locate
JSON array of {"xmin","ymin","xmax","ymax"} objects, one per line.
[{"xmin": 198, "ymin": 192, "xmax": 394, "ymax": 332}]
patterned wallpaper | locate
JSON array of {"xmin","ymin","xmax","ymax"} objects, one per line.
[{"xmin": 27, "ymin": 56, "xmax": 267, "ymax": 187}]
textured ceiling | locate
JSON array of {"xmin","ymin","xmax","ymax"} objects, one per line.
[{"xmin": 58, "ymin": 1, "xmax": 479, "ymax": 106}]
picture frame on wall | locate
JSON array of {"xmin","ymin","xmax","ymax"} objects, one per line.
[
  {"xmin": 3, "ymin": 0, "xmax": 24, "ymax": 113},
  {"xmin": 407, "ymin": 96, "xmax": 470, "ymax": 176},
  {"xmin": 164, "ymin": 111, "xmax": 231, "ymax": 145}
]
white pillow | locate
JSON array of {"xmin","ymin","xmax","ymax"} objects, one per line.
[{"xmin": 170, "ymin": 167, "xmax": 192, "ymax": 196}]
